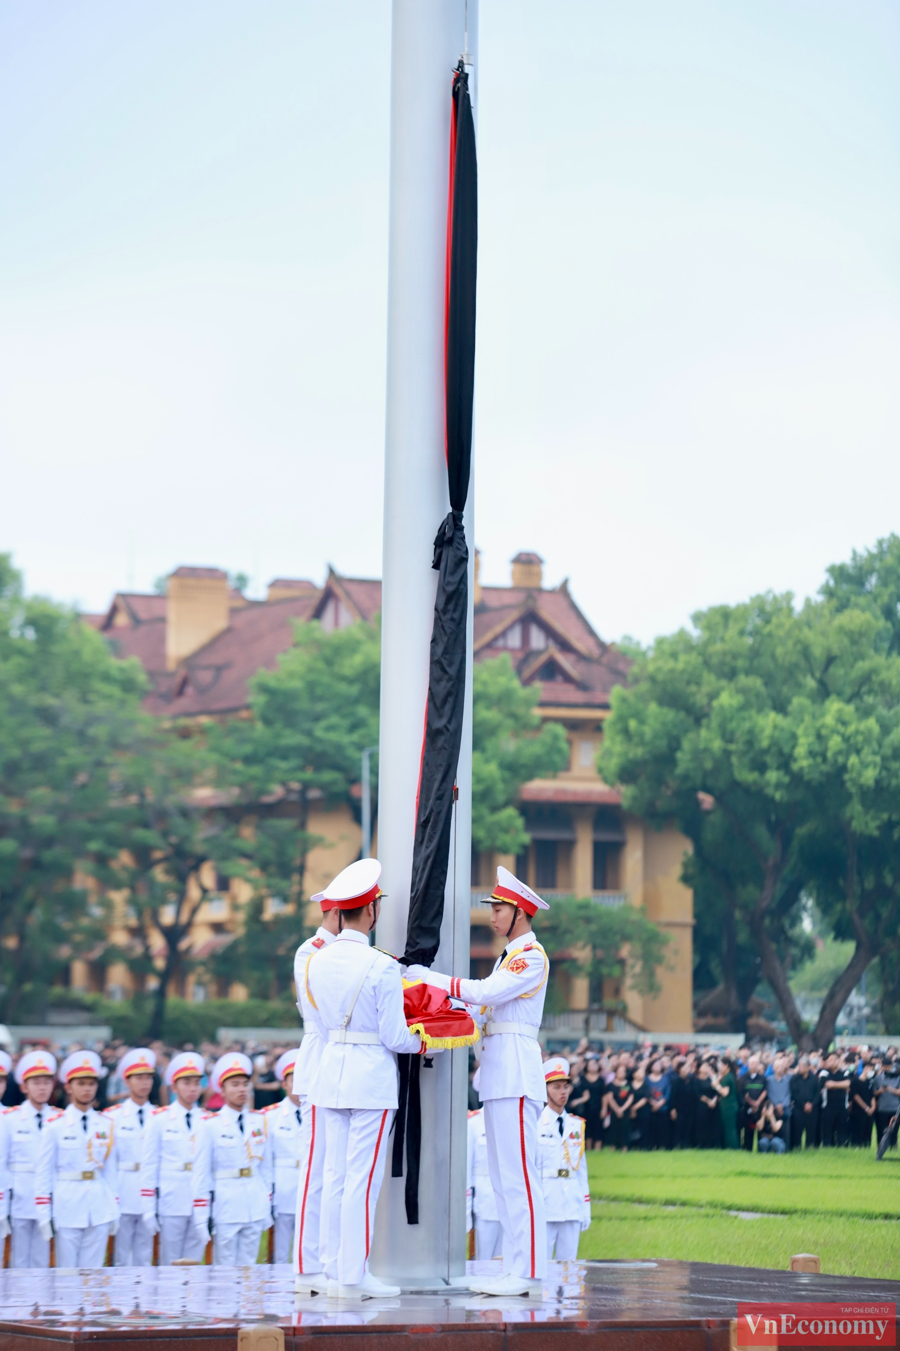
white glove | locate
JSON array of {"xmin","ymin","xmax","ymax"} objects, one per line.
[
  {"xmin": 0, "ymin": 1216, "xmax": 10, "ymax": 1240},
  {"xmin": 109, "ymin": 1217, "xmax": 119, "ymax": 1237},
  {"xmin": 406, "ymin": 964, "xmax": 436, "ymax": 985},
  {"xmin": 142, "ymin": 1213, "xmax": 160, "ymax": 1236},
  {"xmin": 38, "ymin": 1218, "xmax": 54, "ymax": 1243}
]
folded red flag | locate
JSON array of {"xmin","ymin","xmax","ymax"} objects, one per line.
[{"xmin": 402, "ymin": 978, "xmax": 479, "ymax": 1050}]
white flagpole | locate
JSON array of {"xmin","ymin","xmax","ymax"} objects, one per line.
[{"xmin": 372, "ymin": 0, "xmax": 477, "ymax": 1288}]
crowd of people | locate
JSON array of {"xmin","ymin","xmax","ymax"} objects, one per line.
[{"xmin": 544, "ymin": 1042, "xmax": 900, "ymax": 1153}]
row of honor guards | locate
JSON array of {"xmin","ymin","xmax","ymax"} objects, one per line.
[{"xmin": 0, "ymin": 859, "xmax": 590, "ymax": 1297}]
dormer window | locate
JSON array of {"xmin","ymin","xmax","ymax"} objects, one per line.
[
  {"xmin": 524, "ymin": 621, "xmax": 547, "ymax": 651},
  {"xmin": 490, "ymin": 621, "xmax": 523, "ymax": 650}
]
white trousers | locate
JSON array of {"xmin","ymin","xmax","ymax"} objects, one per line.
[
  {"xmin": 483, "ymin": 1096, "xmax": 546, "ymax": 1281},
  {"xmin": 213, "ymin": 1219, "xmax": 265, "ymax": 1266},
  {"xmin": 474, "ymin": 1217, "xmax": 503, "ymax": 1260},
  {"xmin": 292, "ymin": 1101, "xmax": 326, "ymax": 1275},
  {"xmin": 10, "ymin": 1218, "xmax": 50, "ymax": 1268},
  {"xmin": 56, "ymin": 1224, "xmax": 110, "ymax": 1269},
  {"xmin": 546, "ymin": 1219, "xmax": 580, "ymax": 1261},
  {"xmin": 159, "ymin": 1214, "xmax": 206, "ymax": 1265},
  {"xmin": 115, "ymin": 1211, "xmax": 154, "ymax": 1266},
  {"xmin": 274, "ymin": 1211, "xmax": 294, "ymax": 1265},
  {"xmin": 320, "ymin": 1106, "xmax": 392, "ymax": 1287}
]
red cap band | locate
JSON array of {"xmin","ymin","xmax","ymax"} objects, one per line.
[{"xmin": 491, "ymin": 884, "xmax": 538, "ymax": 916}]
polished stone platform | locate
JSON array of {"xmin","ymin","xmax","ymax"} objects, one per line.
[{"xmin": 0, "ymin": 1260, "xmax": 897, "ymax": 1351}]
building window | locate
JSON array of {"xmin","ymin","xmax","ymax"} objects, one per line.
[
  {"xmin": 526, "ymin": 622, "xmax": 548, "ymax": 651},
  {"xmin": 578, "ymin": 737, "xmax": 595, "ymax": 768},
  {"xmin": 268, "ymin": 895, "xmax": 287, "ymax": 915},
  {"xmin": 534, "ymin": 840, "xmax": 558, "ymax": 890},
  {"xmin": 516, "ymin": 850, "xmax": 529, "ymax": 884},
  {"xmin": 491, "ymin": 621, "xmax": 522, "ymax": 650},
  {"xmin": 206, "ymin": 896, "xmax": 228, "ymax": 919},
  {"xmin": 593, "ymin": 842, "xmax": 622, "ymax": 890}
]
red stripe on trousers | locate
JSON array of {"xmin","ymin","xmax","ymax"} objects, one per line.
[
  {"xmin": 518, "ymin": 1095, "xmax": 536, "ymax": 1279},
  {"xmin": 365, "ymin": 1110, "xmax": 389, "ymax": 1260},
  {"xmin": 296, "ymin": 1104, "xmax": 316, "ymax": 1273}
]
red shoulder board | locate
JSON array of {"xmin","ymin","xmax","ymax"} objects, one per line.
[
  {"xmin": 523, "ymin": 944, "xmax": 535, "ymax": 951},
  {"xmin": 104, "ymin": 1103, "xmax": 122, "ymax": 1112},
  {"xmin": 467, "ymin": 1109, "xmax": 481, "ymax": 1118},
  {"xmin": 202, "ymin": 1111, "xmax": 216, "ymax": 1120},
  {"xmin": 47, "ymin": 1110, "xmax": 64, "ymax": 1122},
  {"xmin": 312, "ymin": 937, "xmax": 325, "ymax": 949},
  {"xmin": 2, "ymin": 1105, "xmax": 19, "ymax": 1115},
  {"xmin": 152, "ymin": 1106, "xmax": 168, "ymax": 1115}
]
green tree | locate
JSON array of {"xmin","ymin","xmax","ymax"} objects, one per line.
[
  {"xmin": 472, "ymin": 655, "xmax": 570, "ymax": 854},
  {"xmin": 0, "ymin": 556, "xmax": 147, "ymax": 1020},
  {"xmin": 600, "ymin": 591, "xmax": 900, "ymax": 1049},
  {"xmin": 533, "ymin": 895, "xmax": 670, "ymax": 1020}
]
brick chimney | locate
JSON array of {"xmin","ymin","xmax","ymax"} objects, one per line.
[
  {"xmin": 266, "ymin": 578, "xmax": 318, "ymax": 603},
  {"xmin": 166, "ymin": 567, "xmax": 230, "ymax": 670},
  {"xmin": 511, "ymin": 551, "xmax": 543, "ymax": 589}
]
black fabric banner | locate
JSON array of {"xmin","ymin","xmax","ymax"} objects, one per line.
[{"xmin": 394, "ymin": 62, "xmax": 477, "ymax": 1226}]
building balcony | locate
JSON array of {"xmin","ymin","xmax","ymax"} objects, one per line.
[{"xmin": 470, "ymin": 888, "xmax": 628, "ymax": 910}]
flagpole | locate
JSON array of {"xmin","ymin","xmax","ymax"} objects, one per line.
[{"xmin": 373, "ymin": 0, "xmax": 477, "ymax": 1288}]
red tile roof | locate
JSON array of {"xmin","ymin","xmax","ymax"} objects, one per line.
[{"xmin": 520, "ymin": 780, "xmax": 622, "ymax": 805}]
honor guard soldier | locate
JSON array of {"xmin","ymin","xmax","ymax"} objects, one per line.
[
  {"xmin": 291, "ymin": 885, "xmax": 340, "ymax": 1291},
  {"xmin": 206, "ymin": 1052, "xmax": 273, "ymax": 1265},
  {"xmin": 0, "ymin": 1050, "xmax": 57, "ymax": 1268},
  {"xmin": 105, "ymin": 1047, "xmax": 156, "ymax": 1266},
  {"xmin": 466, "ymin": 1102, "xmax": 504, "ymax": 1260},
  {"xmin": 306, "ymin": 858, "xmax": 429, "ymax": 1299},
  {"xmin": 0, "ymin": 1048, "xmax": 10, "ymax": 1252},
  {"xmin": 538, "ymin": 1058, "xmax": 590, "ymax": 1261},
  {"xmin": 140, "ymin": 1050, "xmax": 211, "ymax": 1264},
  {"xmin": 265, "ymin": 1049, "xmax": 303, "ymax": 1264},
  {"xmin": 408, "ymin": 865, "xmax": 550, "ymax": 1297},
  {"xmin": 35, "ymin": 1050, "xmax": 120, "ymax": 1269}
]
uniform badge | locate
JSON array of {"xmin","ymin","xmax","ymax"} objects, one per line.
[{"xmin": 507, "ymin": 957, "xmax": 528, "ymax": 974}]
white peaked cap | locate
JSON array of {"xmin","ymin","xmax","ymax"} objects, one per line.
[
  {"xmin": 311, "ymin": 858, "xmax": 383, "ymax": 911},
  {"xmin": 60, "ymin": 1050, "xmax": 102, "ymax": 1084},
  {"xmin": 544, "ymin": 1056, "xmax": 571, "ymax": 1082},
  {"xmin": 491, "ymin": 864, "xmax": 549, "ymax": 917},
  {"xmin": 275, "ymin": 1049, "xmax": 299, "ymax": 1083},
  {"xmin": 14, "ymin": 1050, "xmax": 57, "ymax": 1085},
  {"xmin": 165, "ymin": 1051, "xmax": 205, "ymax": 1087},
  {"xmin": 0, "ymin": 1049, "xmax": 12, "ymax": 1078},
  {"xmin": 211, "ymin": 1051, "xmax": 253, "ymax": 1094},
  {"xmin": 118, "ymin": 1047, "xmax": 157, "ymax": 1079}
]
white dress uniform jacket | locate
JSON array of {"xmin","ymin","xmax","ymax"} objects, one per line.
[
  {"xmin": 293, "ymin": 927, "xmax": 336, "ymax": 1098},
  {"xmin": 421, "ymin": 931, "xmax": 549, "ymax": 1103},
  {"xmin": 140, "ymin": 1100, "xmax": 210, "ymax": 1225},
  {"xmin": 35, "ymin": 1104, "xmax": 119, "ymax": 1228},
  {"xmin": 266, "ymin": 1097, "xmax": 303, "ymax": 1215},
  {"xmin": 104, "ymin": 1098, "xmax": 148, "ymax": 1215},
  {"xmin": 1, "ymin": 1101, "xmax": 53, "ymax": 1221},
  {"xmin": 538, "ymin": 1107, "xmax": 591, "ymax": 1226},
  {"xmin": 306, "ymin": 930, "xmax": 423, "ymax": 1108},
  {"xmin": 205, "ymin": 1104, "xmax": 272, "ymax": 1226}
]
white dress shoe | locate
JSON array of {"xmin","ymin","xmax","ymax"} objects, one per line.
[
  {"xmin": 326, "ymin": 1279, "xmax": 366, "ymax": 1299},
  {"xmin": 294, "ymin": 1272, "xmax": 327, "ymax": 1294},
  {"xmin": 360, "ymin": 1271, "xmax": 402, "ymax": 1297},
  {"xmin": 468, "ymin": 1272, "xmax": 542, "ymax": 1297}
]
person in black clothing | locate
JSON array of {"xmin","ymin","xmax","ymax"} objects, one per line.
[
  {"xmin": 645, "ymin": 1060, "xmax": 671, "ymax": 1150},
  {"xmin": 693, "ymin": 1061, "xmax": 721, "ymax": 1148},
  {"xmin": 740, "ymin": 1056, "xmax": 767, "ymax": 1150},
  {"xmin": 790, "ymin": 1056, "xmax": 820, "ymax": 1148},
  {"xmin": 849, "ymin": 1066, "xmax": 877, "ymax": 1148},
  {"xmin": 602, "ymin": 1065, "xmax": 634, "ymax": 1151},
  {"xmin": 629, "ymin": 1068, "xmax": 650, "ymax": 1150},
  {"xmin": 669, "ymin": 1058, "xmax": 695, "ymax": 1149},
  {"xmin": 820, "ymin": 1054, "xmax": 851, "ymax": 1147}
]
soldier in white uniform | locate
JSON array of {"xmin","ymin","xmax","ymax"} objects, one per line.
[
  {"xmin": 408, "ymin": 865, "xmax": 550, "ymax": 1297},
  {"xmin": 466, "ymin": 1105, "xmax": 504, "ymax": 1259},
  {"xmin": 35, "ymin": 1049, "xmax": 120, "ymax": 1269},
  {"xmin": 205, "ymin": 1051, "xmax": 273, "ymax": 1266},
  {"xmin": 0, "ymin": 1048, "xmax": 9, "ymax": 1252},
  {"xmin": 264, "ymin": 1048, "xmax": 303, "ymax": 1265},
  {"xmin": 538, "ymin": 1057, "xmax": 591, "ymax": 1261},
  {"xmin": 306, "ymin": 858, "xmax": 429, "ymax": 1299},
  {"xmin": 140, "ymin": 1050, "xmax": 211, "ymax": 1264},
  {"xmin": 291, "ymin": 887, "xmax": 340, "ymax": 1292},
  {"xmin": 104, "ymin": 1046, "xmax": 156, "ymax": 1266},
  {"xmin": 0, "ymin": 1049, "xmax": 57, "ymax": 1268}
]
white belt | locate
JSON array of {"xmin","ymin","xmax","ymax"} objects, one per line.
[
  {"xmin": 162, "ymin": 1163, "xmax": 194, "ymax": 1173},
  {"xmin": 9, "ymin": 1165, "xmax": 34, "ymax": 1174},
  {"xmin": 58, "ymin": 1169, "xmax": 98, "ymax": 1181},
  {"xmin": 277, "ymin": 1160, "xmax": 301, "ymax": 1169},
  {"xmin": 483, "ymin": 1022, "xmax": 539, "ymax": 1038},
  {"xmin": 120, "ymin": 1162, "xmax": 141, "ymax": 1172},
  {"xmin": 327, "ymin": 1030, "xmax": 381, "ymax": 1045},
  {"xmin": 216, "ymin": 1167, "xmax": 256, "ymax": 1180}
]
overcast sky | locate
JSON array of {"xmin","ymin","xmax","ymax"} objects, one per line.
[{"xmin": 2, "ymin": 1, "xmax": 898, "ymax": 643}]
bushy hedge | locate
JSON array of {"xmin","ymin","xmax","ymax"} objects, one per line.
[{"xmin": 48, "ymin": 992, "xmax": 300, "ymax": 1046}]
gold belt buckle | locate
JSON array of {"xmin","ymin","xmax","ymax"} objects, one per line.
[
  {"xmin": 183, "ymin": 1162, "xmax": 193, "ymax": 1172},
  {"xmin": 239, "ymin": 1167, "xmax": 251, "ymax": 1178},
  {"xmin": 557, "ymin": 1168, "xmax": 570, "ymax": 1178},
  {"xmin": 82, "ymin": 1170, "xmax": 95, "ymax": 1181}
]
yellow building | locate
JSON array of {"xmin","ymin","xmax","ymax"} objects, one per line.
[{"xmin": 83, "ymin": 554, "xmax": 693, "ymax": 1033}]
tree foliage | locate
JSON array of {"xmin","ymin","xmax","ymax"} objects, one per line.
[
  {"xmin": 534, "ymin": 896, "xmax": 670, "ymax": 1014},
  {"xmin": 472, "ymin": 655, "xmax": 570, "ymax": 854}
]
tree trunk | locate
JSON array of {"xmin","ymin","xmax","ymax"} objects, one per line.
[
  {"xmin": 750, "ymin": 871, "xmax": 813, "ymax": 1050},
  {"xmin": 720, "ymin": 902, "xmax": 748, "ymax": 1036},
  {"xmin": 812, "ymin": 940, "xmax": 871, "ymax": 1050},
  {"xmin": 146, "ymin": 939, "xmax": 180, "ymax": 1041}
]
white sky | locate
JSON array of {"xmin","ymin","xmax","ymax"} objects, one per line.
[{"xmin": 2, "ymin": 1, "xmax": 898, "ymax": 643}]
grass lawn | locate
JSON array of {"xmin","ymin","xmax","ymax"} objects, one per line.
[{"xmin": 579, "ymin": 1148, "xmax": 900, "ymax": 1280}]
